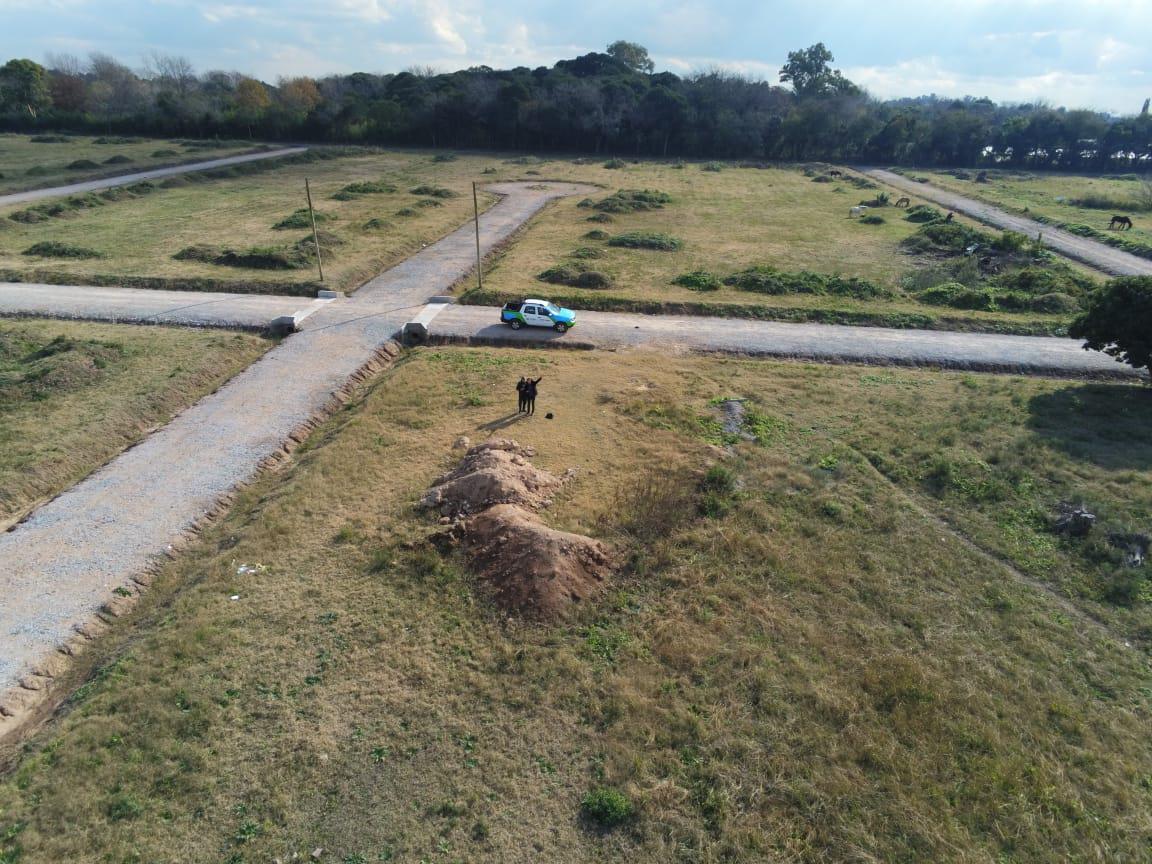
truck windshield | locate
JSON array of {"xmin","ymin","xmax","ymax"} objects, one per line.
[{"xmin": 543, "ymin": 302, "xmax": 561, "ymax": 314}]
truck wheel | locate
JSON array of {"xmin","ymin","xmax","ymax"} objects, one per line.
[
  {"xmin": 553, "ymin": 322, "xmax": 568, "ymax": 333},
  {"xmin": 510, "ymin": 320, "xmax": 522, "ymax": 330}
]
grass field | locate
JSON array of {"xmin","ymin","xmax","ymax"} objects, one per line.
[
  {"xmin": 0, "ymin": 134, "xmax": 256, "ymax": 195},
  {"xmin": 914, "ymin": 168, "xmax": 1152, "ymax": 257},
  {"xmin": 2, "ymin": 347, "xmax": 1149, "ymax": 863},
  {"xmin": 0, "ymin": 318, "xmax": 269, "ymax": 526},
  {"xmin": 0, "ymin": 150, "xmax": 504, "ymax": 295}
]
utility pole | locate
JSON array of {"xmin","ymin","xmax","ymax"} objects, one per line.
[
  {"xmin": 472, "ymin": 181, "xmax": 482, "ymax": 292},
  {"xmin": 305, "ymin": 177, "xmax": 324, "ymax": 282}
]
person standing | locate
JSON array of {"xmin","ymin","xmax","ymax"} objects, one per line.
[
  {"xmin": 516, "ymin": 377, "xmax": 528, "ymax": 413},
  {"xmin": 525, "ymin": 377, "xmax": 543, "ymax": 415}
]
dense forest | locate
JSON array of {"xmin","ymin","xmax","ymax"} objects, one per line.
[{"xmin": 0, "ymin": 41, "xmax": 1149, "ymax": 170}]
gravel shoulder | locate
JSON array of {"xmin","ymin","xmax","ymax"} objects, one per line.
[
  {"xmin": 0, "ymin": 148, "xmax": 307, "ymax": 208},
  {"xmin": 866, "ymin": 168, "xmax": 1152, "ymax": 277}
]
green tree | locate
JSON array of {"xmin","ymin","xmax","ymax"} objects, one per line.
[
  {"xmin": 0, "ymin": 58, "xmax": 51, "ymax": 116},
  {"xmin": 606, "ymin": 40, "xmax": 654, "ymax": 74},
  {"xmin": 779, "ymin": 43, "xmax": 859, "ymax": 100},
  {"xmin": 1069, "ymin": 276, "xmax": 1152, "ymax": 377}
]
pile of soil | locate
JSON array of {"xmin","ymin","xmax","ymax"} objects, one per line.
[
  {"xmin": 422, "ymin": 439, "xmax": 613, "ymax": 619},
  {"xmin": 463, "ymin": 505, "xmax": 614, "ymax": 619},
  {"xmin": 420, "ymin": 439, "xmax": 562, "ymax": 517}
]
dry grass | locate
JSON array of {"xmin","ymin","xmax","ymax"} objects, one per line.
[
  {"xmin": 0, "ymin": 318, "xmax": 269, "ymax": 524},
  {"xmin": 0, "ymin": 134, "xmax": 254, "ymax": 195},
  {"xmin": 1, "ymin": 347, "xmax": 1149, "ymax": 863}
]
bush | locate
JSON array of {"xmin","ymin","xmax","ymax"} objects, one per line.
[
  {"xmin": 409, "ymin": 185, "xmax": 458, "ymax": 198},
  {"xmin": 608, "ymin": 232, "xmax": 683, "ymax": 251},
  {"xmin": 673, "ymin": 271, "xmax": 722, "ymax": 291},
  {"xmin": 1069, "ymin": 275, "xmax": 1152, "ymax": 373},
  {"xmin": 594, "ymin": 189, "xmax": 671, "ymax": 213},
  {"xmin": 905, "ymin": 206, "xmax": 943, "ymax": 226},
  {"xmin": 602, "ymin": 158, "xmax": 626, "ymax": 169},
  {"xmin": 576, "ymin": 198, "xmax": 594, "ymax": 208},
  {"xmin": 860, "ymin": 214, "xmax": 885, "ymax": 225},
  {"xmin": 701, "ymin": 161, "xmax": 724, "ymax": 172},
  {"xmin": 23, "ymin": 241, "xmax": 102, "ymax": 259},
  {"xmin": 914, "ymin": 282, "xmax": 997, "ymax": 311},
  {"xmin": 66, "ymin": 159, "xmax": 100, "ymax": 170},
  {"xmin": 581, "ymin": 788, "xmax": 634, "ymax": 827},
  {"xmin": 1029, "ymin": 292, "xmax": 1081, "ymax": 314},
  {"xmin": 991, "ymin": 266, "xmax": 1094, "ymax": 297},
  {"xmin": 993, "ymin": 230, "xmax": 1029, "ymax": 253},
  {"xmin": 583, "ymin": 229, "xmax": 610, "ymax": 240},
  {"xmin": 102, "ymin": 154, "xmax": 134, "ymax": 165}
]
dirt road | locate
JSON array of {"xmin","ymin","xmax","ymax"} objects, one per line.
[
  {"xmin": 0, "ymin": 148, "xmax": 307, "ymax": 208},
  {"xmin": 866, "ymin": 168, "xmax": 1152, "ymax": 277}
]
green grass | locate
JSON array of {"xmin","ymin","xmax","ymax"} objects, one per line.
[
  {"xmin": 915, "ymin": 168, "xmax": 1152, "ymax": 257},
  {"xmin": 0, "ymin": 134, "xmax": 256, "ymax": 195},
  {"xmin": 2, "ymin": 348, "xmax": 1149, "ymax": 863},
  {"xmin": 0, "ymin": 319, "xmax": 269, "ymax": 524}
]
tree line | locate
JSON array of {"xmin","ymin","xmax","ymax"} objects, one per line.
[{"xmin": 1, "ymin": 41, "xmax": 1149, "ymax": 171}]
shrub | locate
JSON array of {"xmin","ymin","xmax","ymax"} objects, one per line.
[
  {"xmin": 991, "ymin": 266, "xmax": 1093, "ymax": 297},
  {"xmin": 701, "ymin": 161, "xmax": 724, "ymax": 172},
  {"xmin": 608, "ymin": 232, "xmax": 683, "ymax": 251},
  {"xmin": 102, "ymin": 154, "xmax": 134, "ymax": 165},
  {"xmin": 1069, "ymin": 275, "xmax": 1152, "ymax": 373},
  {"xmin": 581, "ymin": 788, "xmax": 634, "ymax": 827},
  {"xmin": 602, "ymin": 158, "xmax": 626, "ymax": 169},
  {"xmin": 993, "ymin": 230, "xmax": 1029, "ymax": 253},
  {"xmin": 577, "ymin": 198, "xmax": 594, "ymax": 208},
  {"xmin": 409, "ymin": 185, "xmax": 458, "ymax": 198},
  {"xmin": 1029, "ymin": 292, "xmax": 1081, "ymax": 313},
  {"xmin": 673, "ymin": 271, "xmax": 722, "ymax": 291},
  {"xmin": 860, "ymin": 214, "xmax": 885, "ymax": 225},
  {"xmin": 583, "ymin": 229, "xmax": 610, "ymax": 240},
  {"xmin": 594, "ymin": 189, "xmax": 671, "ymax": 213},
  {"xmin": 23, "ymin": 241, "xmax": 102, "ymax": 259},
  {"xmin": 914, "ymin": 282, "xmax": 997, "ymax": 311},
  {"xmin": 66, "ymin": 159, "xmax": 100, "ymax": 170}
]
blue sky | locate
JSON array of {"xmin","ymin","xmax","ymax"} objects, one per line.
[{"xmin": 5, "ymin": 0, "xmax": 1150, "ymax": 113}]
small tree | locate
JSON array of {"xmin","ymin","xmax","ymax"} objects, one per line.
[
  {"xmin": 606, "ymin": 40, "xmax": 654, "ymax": 74},
  {"xmin": 1068, "ymin": 276, "xmax": 1152, "ymax": 378}
]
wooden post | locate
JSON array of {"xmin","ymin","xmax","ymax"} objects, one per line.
[
  {"xmin": 472, "ymin": 181, "xmax": 482, "ymax": 292},
  {"xmin": 305, "ymin": 177, "xmax": 324, "ymax": 282}
]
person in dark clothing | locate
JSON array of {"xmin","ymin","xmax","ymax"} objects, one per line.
[
  {"xmin": 525, "ymin": 377, "xmax": 543, "ymax": 415},
  {"xmin": 516, "ymin": 377, "xmax": 528, "ymax": 413}
]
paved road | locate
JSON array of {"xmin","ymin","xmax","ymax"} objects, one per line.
[
  {"xmin": 0, "ymin": 181, "xmax": 596, "ymax": 728},
  {"xmin": 426, "ymin": 305, "xmax": 1142, "ymax": 379},
  {"xmin": 0, "ymin": 148, "xmax": 307, "ymax": 208},
  {"xmin": 866, "ymin": 168, "xmax": 1152, "ymax": 277},
  {"xmin": 0, "ymin": 283, "xmax": 328, "ymax": 330}
]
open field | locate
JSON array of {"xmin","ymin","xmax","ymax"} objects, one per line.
[
  {"xmin": 0, "ymin": 134, "xmax": 257, "ymax": 196},
  {"xmin": 0, "ymin": 318, "xmax": 269, "ymax": 525},
  {"xmin": 0, "ymin": 150, "xmax": 503, "ymax": 295},
  {"xmin": 912, "ymin": 168, "xmax": 1152, "ymax": 259},
  {"xmin": 1, "ymin": 347, "xmax": 1149, "ymax": 863}
]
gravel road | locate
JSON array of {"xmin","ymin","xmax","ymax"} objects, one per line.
[
  {"xmin": 866, "ymin": 168, "xmax": 1152, "ymax": 277},
  {"xmin": 427, "ymin": 305, "xmax": 1142, "ymax": 379},
  {"xmin": 0, "ymin": 283, "xmax": 326, "ymax": 330},
  {"xmin": 0, "ymin": 181, "xmax": 595, "ymax": 709},
  {"xmin": 0, "ymin": 148, "xmax": 307, "ymax": 208}
]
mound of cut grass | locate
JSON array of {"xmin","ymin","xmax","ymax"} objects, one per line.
[
  {"xmin": 673, "ymin": 270, "xmax": 722, "ymax": 291},
  {"xmin": 583, "ymin": 229, "xmax": 610, "ymax": 240},
  {"xmin": 608, "ymin": 231, "xmax": 683, "ymax": 251},
  {"xmin": 569, "ymin": 246, "xmax": 605, "ymax": 259},
  {"xmin": 29, "ymin": 135, "xmax": 69, "ymax": 143},
  {"xmin": 701, "ymin": 161, "xmax": 724, "ymax": 172},
  {"xmin": 102, "ymin": 155, "xmax": 134, "ymax": 165},
  {"xmin": 272, "ymin": 209, "xmax": 331, "ymax": 230},
  {"xmin": 22, "ymin": 241, "xmax": 103, "ymax": 259},
  {"xmin": 415, "ymin": 198, "xmax": 443, "ymax": 208},
  {"xmin": 538, "ymin": 263, "xmax": 613, "ymax": 289},
  {"xmin": 396, "ymin": 207, "xmax": 419, "ymax": 217},
  {"xmin": 594, "ymin": 189, "xmax": 671, "ymax": 214},
  {"xmin": 336, "ymin": 181, "xmax": 397, "ymax": 198},
  {"xmin": 860, "ymin": 214, "xmax": 885, "ymax": 225},
  {"xmin": 603, "ymin": 158, "xmax": 626, "ymax": 169},
  {"xmin": 586, "ymin": 213, "xmax": 614, "ymax": 223},
  {"xmin": 904, "ymin": 204, "xmax": 944, "ymax": 223},
  {"xmin": 24, "ymin": 165, "xmax": 49, "ymax": 176},
  {"xmin": 724, "ymin": 266, "xmax": 889, "ymax": 299},
  {"xmin": 66, "ymin": 159, "xmax": 100, "ymax": 170},
  {"xmin": 409, "ymin": 185, "xmax": 458, "ymax": 199},
  {"xmin": 150, "ymin": 149, "xmax": 179, "ymax": 158}
]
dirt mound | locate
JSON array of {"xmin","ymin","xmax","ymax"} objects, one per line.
[
  {"xmin": 420, "ymin": 439, "xmax": 562, "ymax": 517},
  {"xmin": 463, "ymin": 505, "xmax": 614, "ymax": 619}
]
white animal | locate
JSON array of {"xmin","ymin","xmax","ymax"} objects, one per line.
[{"xmin": 850, "ymin": 205, "xmax": 869, "ymax": 218}]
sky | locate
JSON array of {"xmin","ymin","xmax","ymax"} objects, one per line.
[{"xmin": 4, "ymin": 0, "xmax": 1151, "ymax": 114}]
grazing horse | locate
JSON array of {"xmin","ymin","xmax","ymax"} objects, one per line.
[
  {"xmin": 1110, "ymin": 215, "xmax": 1133, "ymax": 231},
  {"xmin": 894, "ymin": 196, "xmax": 911, "ymax": 208},
  {"xmin": 944, "ymin": 212, "xmax": 954, "ymax": 223},
  {"xmin": 829, "ymin": 169, "xmax": 843, "ymax": 178},
  {"xmin": 850, "ymin": 205, "xmax": 868, "ymax": 218}
]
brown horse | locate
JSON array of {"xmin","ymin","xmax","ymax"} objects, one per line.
[
  {"xmin": 894, "ymin": 196, "xmax": 911, "ymax": 208},
  {"xmin": 1110, "ymin": 215, "xmax": 1134, "ymax": 230},
  {"xmin": 829, "ymin": 169, "xmax": 842, "ymax": 178}
]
